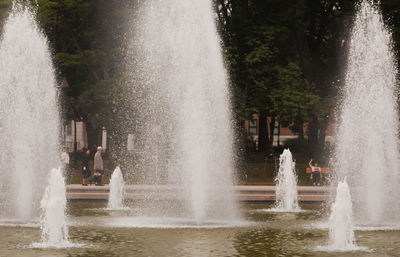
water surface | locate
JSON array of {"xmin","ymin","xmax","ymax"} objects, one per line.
[{"xmin": 1, "ymin": 202, "xmax": 399, "ymax": 256}]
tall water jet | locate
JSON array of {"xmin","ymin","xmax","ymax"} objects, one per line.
[
  {"xmin": 274, "ymin": 149, "xmax": 299, "ymax": 211},
  {"xmin": 127, "ymin": 0, "xmax": 239, "ymax": 223},
  {"xmin": 108, "ymin": 167, "xmax": 126, "ymax": 210},
  {"xmin": 328, "ymin": 178, "xmax": 355, "ymax": 250},
  {"xmin": 0, "ymin": 3, "xmax": 60, "ymax": 221},
  {"xmin": 31, "ymin": 168, "xmax": 70, "ymax": 248},
  {"xmin": 335, "ymin": 0, "xmax": 400, "ymax": 225}
]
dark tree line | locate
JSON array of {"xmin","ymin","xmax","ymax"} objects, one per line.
[
  {"xmin": 1, "ymin": 0, "xmax": 400, "ymax": 158},
  {"xmin": 214, "ymin": 0, "xmax": 400, "ymax": 157}
]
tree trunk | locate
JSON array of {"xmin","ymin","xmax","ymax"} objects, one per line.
[
  {"xmin": 258, "ymin": 110, "xmax": 267, "ymax": 152},
  {"xmin": 86, "ymin": 122, "xmax": 100, "ymax": 153},
  {"xmin": 308, "ymin": 115, "xmax": 319, "ymax": 157},
  {"xmin": 277, "ymin": 122, "xmax": 280, "ymax": 147},
  {"xmin": 318, "ymin": 117, "xmax": 328, "ymax": 148},
  {"xmin": 268, "ymin": 116, "xmax": 275, "ymax": 152},
  {"xmin": 299, "ymin": 121, "xmax": 305, "ymax": 139}
]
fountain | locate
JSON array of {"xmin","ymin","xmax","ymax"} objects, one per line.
[
  {"xmin": 0, "ymin": 1, "xmax": 400, "ymax": 255},
  {"xmin": 0, "ymin": 2, "xmax": 60, "ymax": 221},
  {"xmin": 270, "ymin": 149, "xmax": 300, "ymax": 212},
  {"xmin": 327, "ymin": 178, "xmax": 355, "ymax": 250},
  {"xmin": 315, "ymin": 177, "xmax": 369, "ymax": 252},
  {"xmin": 126, "ymin": 0, "xmax": 239, "ymax": 224},
  {"xmin": 31, "ymin": 168, "xmax": 71, "ymax": 248},
  {"xmin": 335, "ymin": 0, "xmax": 400, "ymax": 225},
  {"xmin": 107, "ymin": 167, "xmax": 127, "ymax": 210}
]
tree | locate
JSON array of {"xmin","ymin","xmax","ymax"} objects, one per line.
[
  {"xmin": 270, "ymin": 62, "xmax": 320, "ymax": 138},
  {"xmin": 215, "ymin": 0, "xmax": 354, "ymax": 156},
  {"xmin": 35, "ymin": 0, "xmax": 130, "ymax": 151}
]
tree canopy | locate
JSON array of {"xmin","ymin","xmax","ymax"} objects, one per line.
[
  {"xmin": 214, "ymin": 0, "xmax": 400, "ymax": 155},
  {"xmin": 1, "ymin": 0, "xmax": 400, "ymax": 156}
]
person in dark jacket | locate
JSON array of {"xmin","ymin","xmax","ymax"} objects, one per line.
[{"xmin": 82, "ymin": 148, "xmax": 91, "ymax": 186}]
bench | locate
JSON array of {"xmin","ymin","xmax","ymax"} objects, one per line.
[{"xmin": 306, "ymin": 168, "xmax": 329, "ymax": 174}]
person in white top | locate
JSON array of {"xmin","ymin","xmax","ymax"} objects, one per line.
[
  {"xmin": 61, "ymin": 147, "xmax": 71, "ymax": 184},
  {"xmin": 309, "ymin": 158, "xmax": 321, "ymax": 186}
]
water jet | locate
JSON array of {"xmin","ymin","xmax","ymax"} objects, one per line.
[
  {"xmin": 275, "ymin": 149, "xmax": 299, "ymax": 211},
  {"xmin": 0, "ymin": 2, "xmax": 60, "ymax": 222},
  {"xmin": 126, "ymin": 0, "xmax": 239, "ymax": 224},
  {"xmin": 335, "ymin": 0, "xmax": 400, "ymax": 225},
  {"xmin": 107, "ymin": 167, "xmax": 127, "ymax": 210}
]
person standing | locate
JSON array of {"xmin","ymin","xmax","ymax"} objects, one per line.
[
  {"xmin": 82, "ymin": 148, "xmax": 91, "ymax": 186},
  {"xmin": 61, "ymin": 147, "xmax": 71, "ymax": 184},
  {"xmin": 309, "ymin": 159, "xmax": 321, "ymax": 186},
  {"xmin": 93, "ymin": 146, "xmax": 104, "ymax": 186}
]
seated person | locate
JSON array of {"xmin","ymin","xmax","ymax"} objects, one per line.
[{"xmin": 309, "ymin": 159, "xmax": 321, "ymax": 186}]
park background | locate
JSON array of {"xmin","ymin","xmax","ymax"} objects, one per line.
[{"xmin": 1, "ymin": 0, "xmax": 400, "ymax": 185}]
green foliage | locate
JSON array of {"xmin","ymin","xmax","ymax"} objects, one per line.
[
  {"xmin": 0, "ymin": 0, "xmax": 11, "ymax": 29},
  {"xmin": 270, "ymin": 62, "xmax": 320, "ymax": 127},
  {"xmin": 215, "ymin": 0, "xmax": 357, "ymax": 153},
  {"xmin": 33, "ymin": 0, "xmax": 129, "ymax": 148},
  {"xmin": 55, "ymin": 53, "xmax": 82, "ymax": 68},
  {"xmin": 77, "ymin": 77, "xmax": 127, "ymax": 130},
  {"xmin": 245, "ymin": 25, "xmax": 279, "ymax": 66},
  {"xmin": 245, "ymin": 25, "xmax": 282, "ymax": 112},
  {"xmin": 1, "ymin": 0, "xmax": 400, "ymax": 157}
]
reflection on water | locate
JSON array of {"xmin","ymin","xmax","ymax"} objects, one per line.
[{"xmin": 0, "ymin": 202, "xmax": 399, "ymax": 256}]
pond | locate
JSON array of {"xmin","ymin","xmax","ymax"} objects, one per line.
[{"xmin": 0, "ymin": 202, "xmax": 399, "ymax": 257}]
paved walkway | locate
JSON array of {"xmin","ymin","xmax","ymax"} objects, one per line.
[{"xmin": 67, "ymin": 184, "xmax": 332, "ymax": 202}]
